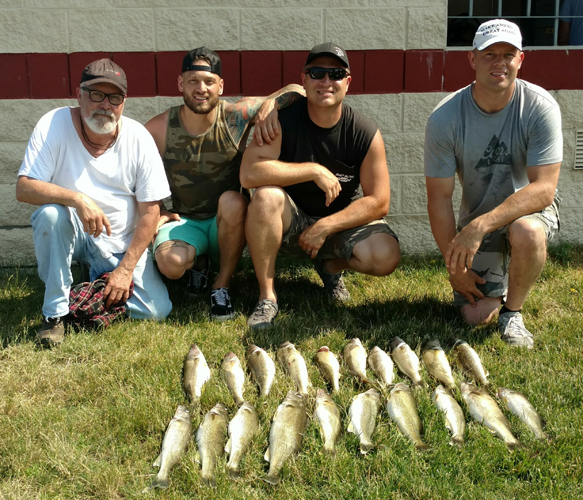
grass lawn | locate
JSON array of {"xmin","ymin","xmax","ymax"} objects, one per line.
[{"xmin": 0, "ymin": 245, "xmax": 582, "ymax": 499}]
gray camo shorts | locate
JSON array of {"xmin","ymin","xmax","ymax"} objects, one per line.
[
  {"xmin": 453, "ymin": 196, "xmax": 560, "ymax": 307},
  {"xmin": 279, "ymin": 194, "xmax": 398, "ymax": 260}
]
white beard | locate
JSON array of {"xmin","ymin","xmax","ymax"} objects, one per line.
[{"xmin": 84, "ymin": 110, "xmax": 117, "ymax": 134}]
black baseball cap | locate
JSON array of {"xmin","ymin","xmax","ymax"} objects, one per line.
[
  {"xmin": 81, "ymin": 59, "xmax": 127, "ymax": 94},
  {"xmin": 182, "ymin": 47, "xmax": 222, "ymax": 77},
  {"xmin": 305, "ymin": 42, "xmax": 350, "ymax": 69}
]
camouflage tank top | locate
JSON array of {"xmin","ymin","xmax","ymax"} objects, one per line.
[{"xmin": 163, "ymin": 102, "xmax": 243, "ymax": 219}]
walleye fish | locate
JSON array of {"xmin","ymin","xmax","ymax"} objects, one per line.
[
  {"xmin": 221, "ymin": 352, "xmax": 245, "ymax": 406},
  {"xmin": 143, "ymin": 405, "xmax": 192, "ymax": 492},
  {"xmin": 387, "ymin": 383, "xmax": 431, "ymax": 451},
  {"xmin": 390, "ymin": 337, "xmax": 425, "ymax": 387},
  {"xmin": 196, "ymin": 402, "xmax": 229, "ymax": 487},
  {"xmin": 453, "ymin": 339, "xmax": 490, "ymax": 386},
  {"xmin": 431, "ymin": 385, "xmax": 465, "ymax": 447},
  {"xmin": 246, "ymin": 345, "xmax": 276, "ymax": 397},
  {"xmin": 421, "ymin": 338, "xmax": 456, "ymax": 389},
  {"xmin": 277, "ymin": 341, "xmax": 310, "ymax": 396},
  {"xmin": 225, "ymin": 402, "xmax": 260, "ymax": 479},
  {"xmin": 460, "ymin": 382, "xmax": 521, "ymax": 450},
  {"xmin": 343, "ymin": 338, "xmax": 372, "ymax": 384},
  {"xmin": 264, "ymin": 391, "xmax": 308, "ymax": 485},
  {"xmin": 367, "ymin": 346, "xmax": 394, "ymax": 386},
  {"xmin": 497, "ymin": 387, "xmax": 548, "ymax": 441},
  {"xmin": 314, "ymin": 389, "xmax": 342, "ymax": 455},
  {"xmin": 347, "ymin": 388, "xmax": 382, "ymax": 454},
  {"xmin": 314, "ymin": 346, "xmax": 341, "ymax": 393},
  {"xmin": 182, "ymin": 344, "xmax": 211, "ymax": 402}
]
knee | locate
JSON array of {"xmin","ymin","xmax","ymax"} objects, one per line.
[
  {"xmin": 150, "ymin": 300, "xmax": 172, "ymax": 320},
  {"xmin": 508, "ymin": 219, "xmax": 547, "ymax": 254},
  {"xmin": 155, "ymin": 250, "xmax": 189, "ymax": 280},
  {"xmin": 32, "ymin": 204, "xmax": 69, "ymax": 229},
  {"xmin": 248, "ymin": 186, "xmax": 286, "ymax": 218},
  {"xmin": 218, "ymin": 191, "xmax": 249, "ymax": 224},
  {"xmin": 460, "ymin": 300, "xmax": 500, "ymax": 325},
  {"xmin": 355, "ymin": 236, "xmax": 401, "ymax": 276}
]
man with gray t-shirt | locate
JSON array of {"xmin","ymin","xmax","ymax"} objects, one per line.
[{"xmin": 424, "ymin": 19, "xmax": 562, "ymax": 349}]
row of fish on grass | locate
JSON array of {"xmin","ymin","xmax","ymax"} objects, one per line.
[{"xmin": 143, "ymin": 337, "xmax": 548, "ymax": 491}]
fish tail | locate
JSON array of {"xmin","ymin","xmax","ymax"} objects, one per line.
[
  {"xmin": 202, "ymin": 475, "xmax": 217, "ymax": 488},
  {"xmin": 227, "ymin": 467, "xmax": 242, "ymax": 481},
  {"xmin": 359, "ymin": 442, "xmax": 375, "ymax": 454},
  {"xmin": 263, "ymin": 473, "xmax": 281, "ymax": 486},
  {"xmin": 506, "ymin": 440, "xmax": 524, "ymax": 452},
  {"xmin": 449, "ymin": 437, "xmax": 464, "ymax": 448},
  {"xmin": 142, "ymin": 476, "xmax": 169, "ymax": 493},
  {"xmin": 322, "ymin": 444, "xmax": 337, "ymax": 456},
  {"xmin": 415, "ymin": 442, "xmax": 432, "ymax": 452}
]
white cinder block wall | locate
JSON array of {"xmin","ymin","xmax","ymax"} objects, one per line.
[{"xmin": 1, "ymin": 0, "xmax": 581, "ymax": 265}]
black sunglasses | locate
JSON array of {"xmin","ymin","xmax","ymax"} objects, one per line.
[
  {"xmin": 81, "ymin": 87, "xmax": 126, "ymax": 106},
  {"xmin": 305, "ymin": 67, "xmax": 349, "ymax": 81}
]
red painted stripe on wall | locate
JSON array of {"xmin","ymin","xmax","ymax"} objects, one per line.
[{"xmin": 1, "ymin": 49, "xmax": 582, "ymax": 99}]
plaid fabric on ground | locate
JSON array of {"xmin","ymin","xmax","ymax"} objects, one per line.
[{"xmin": 68, "ymin": 272, "xmax": 134, "ymax": 328}]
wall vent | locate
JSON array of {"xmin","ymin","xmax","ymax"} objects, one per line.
[{"xmin": 576, "ymin": 130, "xmax": 583, "ymax": 170}]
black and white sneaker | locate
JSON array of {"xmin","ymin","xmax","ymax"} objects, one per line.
[
  {"xmin": 210, "ymin": 287, "xmax": 235, "ymax": 321},
  {"xmin": 187, "ymin": 255, "xmax": 210, "ymax": 294},
  {"xmin": 314, "ymin": 258, "xmax": 351, "ymax": 302}
]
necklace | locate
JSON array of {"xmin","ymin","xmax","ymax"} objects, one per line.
[{"xmin": 79, "ymin": 113, "xmax": 119, "ymax": 151}]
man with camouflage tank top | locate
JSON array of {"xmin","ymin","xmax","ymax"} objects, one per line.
[{"xmin": 146, "ymin": 47, "xmax": 304, "ymax": 321}]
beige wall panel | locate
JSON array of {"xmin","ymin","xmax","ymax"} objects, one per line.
[
  {"xmin": 24, "ymin": 0, "xmax": 114, "ymax": 7},
  {"xmin": 0, "ymin": 142, "xmax": 27, "ymax": 183},
  {"xmin": 402, "ymin": 92, "xmax": 447, "ymax": 133},
  {"xmin": 0, "ymin": 228, "xmax": 36, "ymax": 265},
  {"xmin": 155, "ymin": 9, "xmax": 239, "ymax": 51},
  {"xmin": 68, "ymin": 9, "xmax": 155, "ymax": 52},
  {"xmin": 557, "ymin": 169, "xmax": 583, "ymax": 209},
  {"xmin": 1, "ymin": 184, "xmax": 35, "ymax": 227},
  {"xmin": 384, "ymin": 133, "xmax": 424, "ymax": 174},
  {"xmin": 556, "ymin": 90, "xmax": 583, "ymax": 131},
  {"xmin": 345, "ymin": 94, "xmax": 402, "ymax": 135},
  {"xmin": 389, "ymin": 174, "xmax": 402, "ymax": 214},
  {"xmin": 241, "ymin": 9, "xmax": 322, "ymax": 50},
  {"xmin": 370, "ymin": 0, "xmax": 445, "ymax": 6},
  {"xmin": 123, "ymin": 98, "xmax": 159, "ymax": 127},
  {"xmin": 387, "ymin": 214, "xmax": 437, "ymax": 254},
  {"xmin": 407, "ymin": 7, "xmax": 447, "ymax": 49},
  {"xmin": 561, "ymin": 129, "xmax": 575, "ymax": 170},
  {"xmin": 401, "ymin": 174, "xmax": 427, "ymax": 214},
  {"xmin": 325, "ymin": 9, "xmax": 406, "ymax": 49},
  {"xmin": 0, "ymin": 10, "xmax": 67, "ymax": 53},
  {"xmin": 557, "ymin": 208, "xmax": 583, "ymax": 244}
]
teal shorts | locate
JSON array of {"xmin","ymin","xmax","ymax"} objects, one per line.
[{"xmin": 153, "ymin": 216, "xmax": 220, "ymax": 262}]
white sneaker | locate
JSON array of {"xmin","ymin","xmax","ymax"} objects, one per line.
[{"xmin": 498, "ymin": 311, "xmax": 534, "ymax": 350}]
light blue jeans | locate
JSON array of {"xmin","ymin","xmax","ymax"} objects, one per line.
[{"xmin": 31, "ymin": 204, "xmax": 172, "ymax": 320}]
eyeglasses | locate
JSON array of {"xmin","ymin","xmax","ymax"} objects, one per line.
[
  {"xmin": 81, "ymin": 87, "xmax": 126, "ymax": 106},
  {"xmin": 304, "ymin": 67, "xmax": 349, "ymax": 81}
]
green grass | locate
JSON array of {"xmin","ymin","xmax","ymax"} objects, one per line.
[{"xmin": 1, "ymin": 245, "xmax": 582, "ymax": 499}]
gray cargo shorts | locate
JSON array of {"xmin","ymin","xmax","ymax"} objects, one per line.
[
  {"xmin": 279, "ymin": 194, "xmax": 398, "ymax": 261},
  {"xmin": 453, "ymin": 196, "xmax": 560, "ymax": 307}
]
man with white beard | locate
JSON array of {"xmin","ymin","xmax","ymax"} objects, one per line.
[{"xmin": 16, "ymin": 59, "xmax": 172, "ymax": 347}]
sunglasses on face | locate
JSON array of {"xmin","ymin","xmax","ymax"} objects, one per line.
[
  {"xmin": 304, "ymin": 67, "xmax": 349, "ymax": 81},
  {"xmin": 81, "ymin": 87, "xmax": 126, "ymax": 106}
]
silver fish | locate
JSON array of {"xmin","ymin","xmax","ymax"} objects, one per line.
[
  {"xmin": 497, "ymin": 387, "xmax": 548, "ymax": 441},
  {"xmin": 453, "ymin": 339, "xmax": 490, "ymax": 386},
  {"xmin": 367, "ymin": 346, "xmax": 394, "ymax": 386},
  {"xmin": 143, "ymin": 405, "xmax": 192, "ymax": 492},
  {"xmin": 422, "ymin": 338, "xmax": 456, "ymax": 389},
  {"xmin": 196, "ymin": 403, "xmax": 229, "ymax": 487},
  {"xmin": 347, "ymin": 388, "xmax": 382, "ymax": 454},
  {"xmin": 431, "ymin": 385, "xmax": 465, "ymax": 447},
  {"xmin": 314, "ymin": 346, "xmax": 341, "ymax": 393},
  {"xmin": 343, "ymin": 338, "xmax": 372, "ymax": 384},
  {"xmin": 460, "ymin": 382, "xmax": 521, "ymax": 450},
  {"xmin": 277, "ymin": 341, "xmax": 310, "ymax": 396},
  {"xmin": 221, "ymin": 352, "xmax": 245, "ymax": 406},
  {"xmin": 182, "ymin": 344, "xmax": 211, "ymax": 401},
  {"xmin": 390, "ymin": 337, "xmax": 425, "ymax": 387},
  {"xmin": 387, "ymin": 383, "xmax": 431, "ymax": 451},
  {"xmin": 264, "ymin": 391, "xmax": 308, "ymax": 485},
  {"xmin": 314, "ymin": 389, "xmax": 342, "ymax": 455},
  {"xmin": 246, "ymin": 345, "xmax": 276, "ymax": 397},
  {"xmin": 225, "ymin": 402, "xmax": 260, "ymax": 479}
]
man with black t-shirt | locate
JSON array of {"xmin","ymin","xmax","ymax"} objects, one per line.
[{"xmin": 240, "ymin": 42, "xmax": 401, "ymax": 330}]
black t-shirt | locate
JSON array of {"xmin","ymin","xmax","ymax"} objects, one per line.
[{"xmin": 278, "ymin": 98, "xmax": 378, "ymax": 217}]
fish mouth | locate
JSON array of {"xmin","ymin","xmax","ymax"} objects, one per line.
[
  {"xmin": 389, "ymin": 337, "xmax": 405, "ymax": 352},
  {"xmin": 421, "ymin": 338, "xmax": 442, "ymax": 351},
  {"xmin": 452, "ymin": 338, "xmax": 467, "ymax": 348}
]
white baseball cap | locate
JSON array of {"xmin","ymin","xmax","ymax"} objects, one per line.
[{"xmin": 473, "ymin": 19, "xmax": 522, "ymax": 51}]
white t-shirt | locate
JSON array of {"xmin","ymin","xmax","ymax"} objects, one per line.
[
  {"xmin": 424, "ymin": 79, "xmax": 562, "ymax": 228},
  {"xmin": 19, "ymin": 107, "xmax": 171, "ymax": 256}
]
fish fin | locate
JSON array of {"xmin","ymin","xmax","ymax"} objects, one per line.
[
  {"xmin": 152, "ymin": 453, "xmax": 161, "ymax": 468},
  {"xmin": 449, "ymin": 437, "xmax": 464, "ymax": 448},
  {"xmin": 225, "ymin": 438, "xmax": 232, "ymax": 455},
  {"xmin": 415, "ymin": 442, "xmax": 432, "ymax": 452},
  {"xmin": 347, "ymin": 421, "xmax": 355, "ymax": 434},
  {"xmin": 195, "ymin": 451, "xmax": 201, "ymax": 464},
  {"xmin": 263, "ymin": 474, "xmax": 281, "ymax": 486},
  {"xmin": 264, "ymin": 447, "xmax": 271, "ymax": 462},
  {"xmin": 227, "ymin": 468, "xmax": 242, "ymax": 481},
  {"xmin": 142, "ymin": 476, "xmax": 169, "ymax": 493},
  {"xmin": 506, "ymin": 440, "xmax": 524, "ymax": 452},
  {"xmin": 202, "ymin": 476, "xmax": 217, "ymax": 488},
  {"xmin": 360, "ymin": 442, "xmax": 375, "ymax": 454}
]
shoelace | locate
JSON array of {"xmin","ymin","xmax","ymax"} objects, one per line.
[
  {"xmin": 212, "ymin": 288, "xmax": 229, "ymax": 306},
  {"xmin": 190, "ymin": 269, "xmax": 207, "ymax": 287},
  {"xmin": 257, "ymin": 301, "xmax": 275, "ymax": 316},
  {"xmin": 505, "ymin": 316, "xmax": 531, "ymax": 337}
]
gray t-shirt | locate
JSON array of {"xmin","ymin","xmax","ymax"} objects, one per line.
[{"xmin": 424, "ymin": 79, "xmax": 562, "ymax": 228}]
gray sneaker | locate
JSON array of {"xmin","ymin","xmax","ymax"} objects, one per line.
[
  {"xmin": 498, "ymin": 311, "xmax": 534, "ymax": 350},
  {"xmin": 37, "ymin": 316, "xmax": 65, "ymax": 348},
  {"xmin": 247, "ymin": 299, "xmax": 279, "ymax": 330},
  {"xmin": 188, "ymin": 255, "xmax": 210, "ymax": 294},
  {"xmin": 314, "ymin": 258, "xmax": 351, "ymax": 302}
]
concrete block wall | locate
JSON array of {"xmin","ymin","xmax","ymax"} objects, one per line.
[{"xmin": 1, "ymin": 0, "xmax": 582, "ymax": 265}]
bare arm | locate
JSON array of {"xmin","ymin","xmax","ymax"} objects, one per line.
[
  {"xmin": 144, "ymin": 110, "xmax": 170, "ymax": 155},
  {"xmin": 558, "ymin": 20, "xmax": 572, "ymax": 45},
  {"xmin": 16, "ymin": 176, "xmax": 111, "ymax": 237},
  {"xmin": 103, "ymin": 200, "xmax": 161, "ymax": 307},
  {"xmin": 298, "ymin": 131, "xmax": 391, "ymax": 257},
  {"xmin": 446, "ymin": 162, "xmax": 560, "ymax": 273},
  {"xmin": 224, "ymin": 84, "xmax": 305, "ymax": 146}
]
